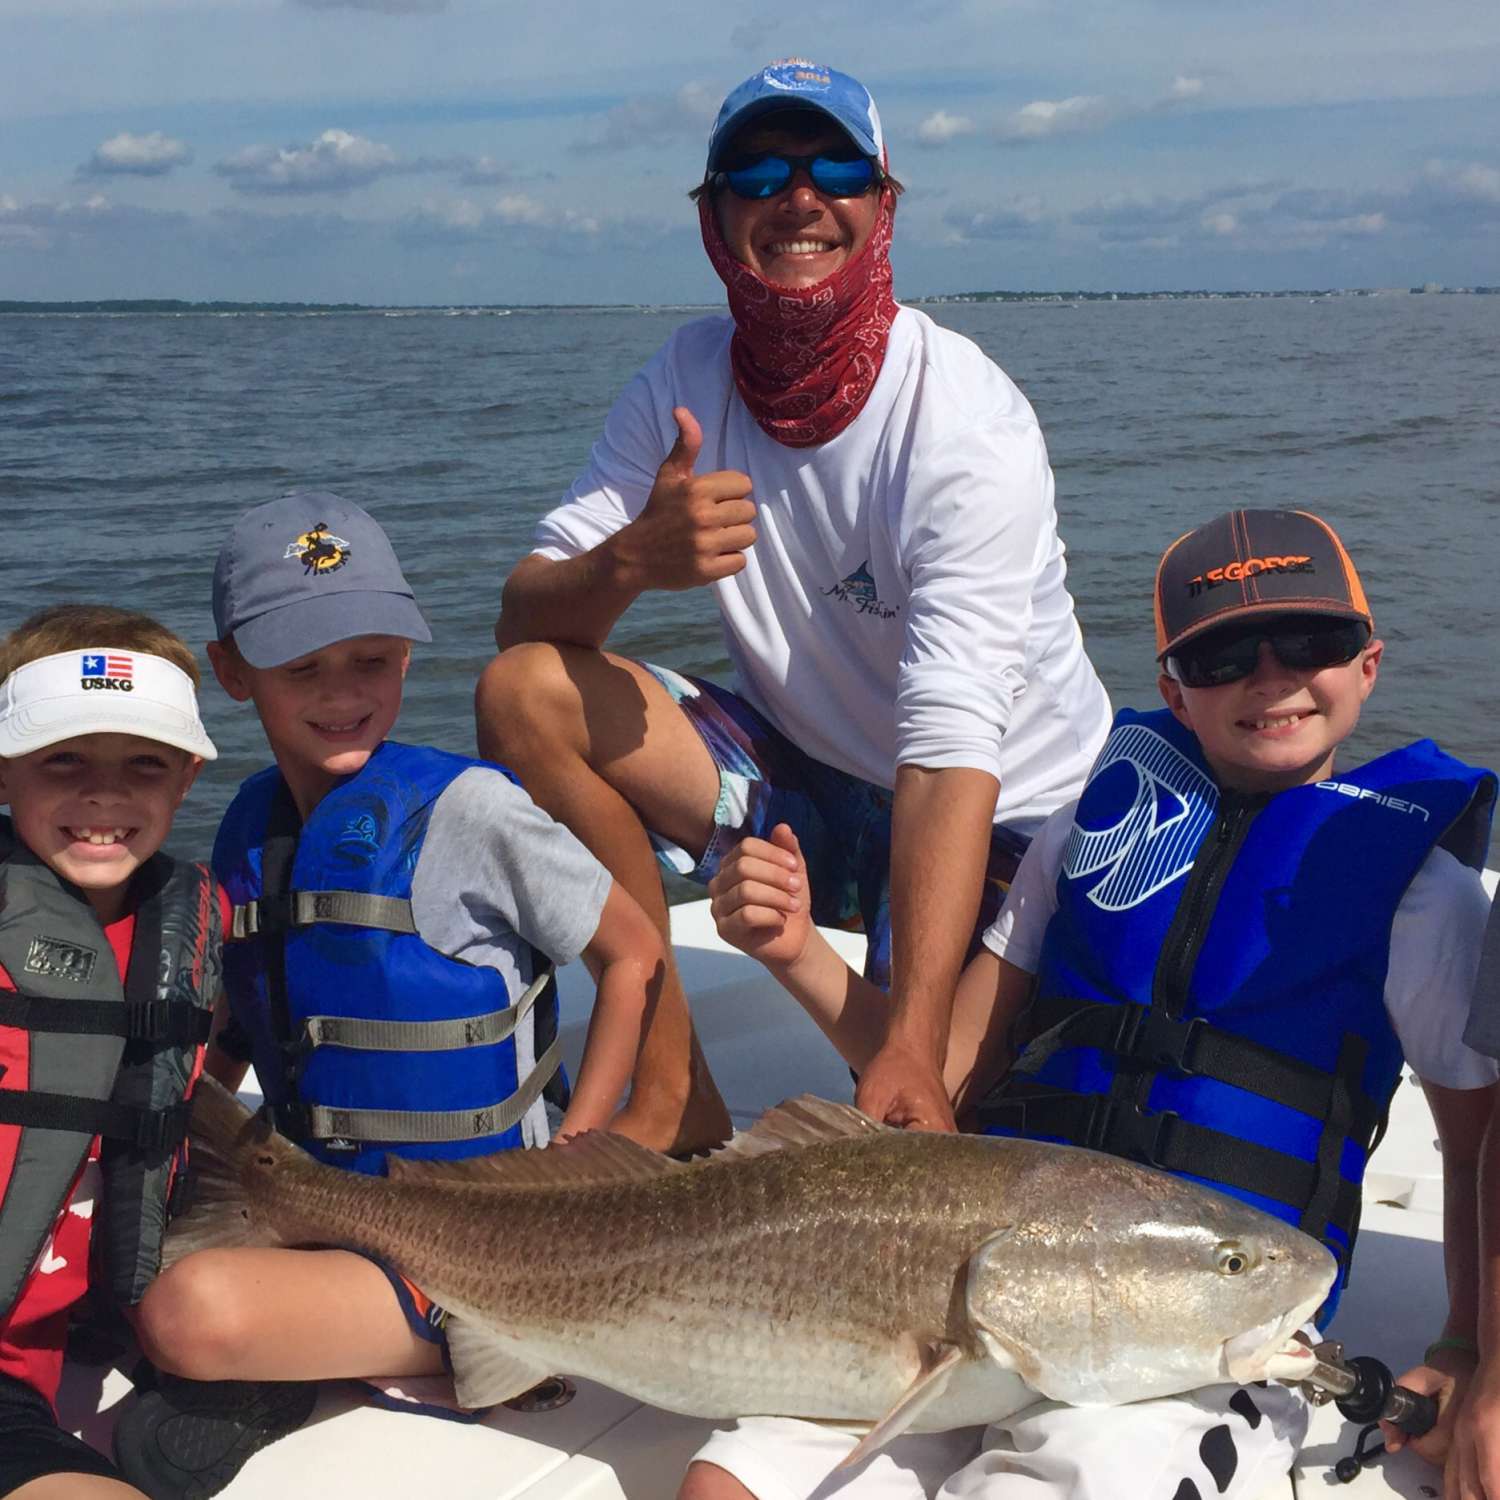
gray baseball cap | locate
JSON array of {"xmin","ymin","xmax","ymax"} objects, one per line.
[{"xmin": 212, "ymin": 492, "xmax": 432, "ymax": 668}]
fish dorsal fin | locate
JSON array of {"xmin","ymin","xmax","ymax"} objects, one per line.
[
  {"xmin": 704, "ymin": 1095, "xmax": 890, "ymax": 1166},
  {"xmin": 385, "ymin": 1131, "xmax": 682, "ymax": 1189}
]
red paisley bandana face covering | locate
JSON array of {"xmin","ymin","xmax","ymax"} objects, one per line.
[{"xmin": 699, "ymin": 185, "xmax": 898, "ymax": 448}]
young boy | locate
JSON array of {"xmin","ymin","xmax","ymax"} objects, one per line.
[
  {"xmin": 0, "ymin": 605, "xmax": 222, "ymax": 1500},
  {"xmin": 125, "ymin": 493, "xmax": 663, "ymax": 1494},
  {"xmin": 689, "ymin": 508, "xmax": 1497, "ymax": 1500}
]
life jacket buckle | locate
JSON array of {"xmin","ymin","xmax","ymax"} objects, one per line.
[
  {"xmin": 1085, "ymin": 1096, "xmax": 1179, "ymax": 1167},
  {"xmin": 1116, "ymin": 1004, "xmax": 1204, "ymax": 1076},
  {"xmin": 133, "ymin": 1099, "xmax": 192, "ymax": 1153}
]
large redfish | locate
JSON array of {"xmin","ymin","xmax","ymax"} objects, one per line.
[{"xmin": 168, "ymin": 1079, "xmax": 1333, "ymax": 1466}]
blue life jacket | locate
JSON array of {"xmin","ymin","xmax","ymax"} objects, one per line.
[
  {"xmin": 979, "ymin": 707, "xmax": 1495, "ymax": 1323},
  {"xmin": 215, "ymin": 741, "xmax": 565, "ymax": 1175}
]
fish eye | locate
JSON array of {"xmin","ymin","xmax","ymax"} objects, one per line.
[{"xmin": 1215, "ymin": 1241, "xmax": 1254, "ymax": 1276}]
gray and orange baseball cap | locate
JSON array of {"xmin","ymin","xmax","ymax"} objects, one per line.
[{"xmin": 1154, "ymin": 509, "xmax": 1373, "ymax": 660}]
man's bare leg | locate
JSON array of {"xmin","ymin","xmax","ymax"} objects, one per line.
[{"xmin": 477, "ymin": 642, "xmax": 731, "ymax": 1154}]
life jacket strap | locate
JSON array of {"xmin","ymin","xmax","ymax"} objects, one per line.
[
  {"xmin": 0, "ymin": 993, "xmax": 213, "ymax": 1046},
  {"xmin": 1017, "ymin": 996, "xmax": 1383, "ymax": 1142},
  {"xmin": 230, "ymin": 890, "xmax": 418, "ymax": 941},
  {"xmin": 299, "ymin": 966, "xmax": 554, "ymax": 1052},
  {"xmin": 0, "ymin": 1089, "xmax": 192, "ymax": 1153},
  {"xmin": 270, "ymin": 1032, "xmax": 563, "ymax": 1145}
]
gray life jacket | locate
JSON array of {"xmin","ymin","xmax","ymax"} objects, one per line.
[{"xmin": 0, "ymin": 816, "xmax": 221, "ymax": 1315}]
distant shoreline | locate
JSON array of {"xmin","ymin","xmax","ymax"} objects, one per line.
[{"xmin": 3, "ymin": 286, "xmax": 1496, "ymax": 315}]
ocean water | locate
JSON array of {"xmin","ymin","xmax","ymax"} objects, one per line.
[{"xmin": 1, "ymin": 294, "xmax": 1496, "ymax": 864}]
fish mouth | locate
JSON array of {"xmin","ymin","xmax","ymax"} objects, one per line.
[{"xmin": 1219, "ymin": 1291, "xmax": 1325, "ymax": 1384}]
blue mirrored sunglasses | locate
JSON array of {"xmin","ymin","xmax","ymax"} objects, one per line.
[{"xmin": 717, "ymin": 151, "xmax": 879, "ymax": 200}]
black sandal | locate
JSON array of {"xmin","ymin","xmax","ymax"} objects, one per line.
[{"xmin": 112, "ymin": 1366, "xmax": 319, "ymax": 1500}]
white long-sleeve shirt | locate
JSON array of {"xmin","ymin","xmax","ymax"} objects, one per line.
[{"xmin": 532, "ymin": 306, "xmax": 1112, "ymax": 831}]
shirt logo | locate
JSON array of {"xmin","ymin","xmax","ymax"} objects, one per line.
[
  {"xmin": 284, "ymin": 522, "xmax": 351, "ymax": 576},
  {"xmin": 79, "ymin": 653, "xmax": 135, "ymax": 692},
  {"xmin": 823, "ymin": 561, "xmax": 898, "ymax": 620},
  {"xmin": 1062, "ymin": 724, "xmax": 1219, "ymax": 910}
]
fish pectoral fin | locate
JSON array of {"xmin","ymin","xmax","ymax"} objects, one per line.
[
  {"xmin": 706, "ymin": 1096, "xmax": 891, "ymax": 1167},
  {"xmin": 834, "ymin": 1341, "xmax": 966, "ymax": 1473},
  {"xmin": 444, "ymin": 1316, "xmax": 555, "ymax": 1410}
]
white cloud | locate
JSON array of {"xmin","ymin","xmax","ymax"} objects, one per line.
[
  {"xmin": 916, "ymin": 110, "xmax": 975, "ymax": 148},
  {"xmin": 1420, "ymin": 159, "xmax": 1500, "ymax": 207},
  {"xmin": 79, "ymin": 130, "xmax": 191, "ymax": 177},
  {"xmin": 1167, "ymin": 76, "xmax": 1205, "ymax": 102},
  {"xmin": 574, "ymin": 83, "xmax": 717, "ymax": 152},
  {"xmin": 215, "ymin": 129, "xmax": 401, "ymax": 194},
  {"xmin": 1202, "ymin": 210, "xmax": 1239, "ymax": 236},
  {"xmin": 457, "ymin": 155, "xmax": 512, "ymax": 186},
  {"xmin": 996, "ymin": 95, "xmax": 1119, "ymax": 143},
  {"xmin": 943, "ymin": 195, "xmax": 1050, "ymax": 241}
]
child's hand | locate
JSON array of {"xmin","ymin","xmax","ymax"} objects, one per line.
[{"xmin": 708, "ymin": 824, "xmax": 811, "ymax": 971}]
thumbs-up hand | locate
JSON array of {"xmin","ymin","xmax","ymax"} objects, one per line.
[{"xmin": 616, "ymin": 408, "xmax": 756, "ymax": 592}]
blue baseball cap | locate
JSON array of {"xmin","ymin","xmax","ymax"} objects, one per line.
[
  {"xmin": 212, "ymin": 491, "xmax": 431, "ymax": 668},
  {"xmin": 706, "ymin": 59, "xmax": 885, "ymax": 172}
]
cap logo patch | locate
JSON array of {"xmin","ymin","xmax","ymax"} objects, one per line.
[
  {"xmin": 79, "ymin": 653, "xmax": 135, "ymax": 692},
  {"xmin": 1186, "ymin": 554, "xmax": 1312, "ymax": 597},
  {"xmin": 284, "ymin": 522, "xmax": 351, "ymax": 576},
  {"xmin": 765, "ymin": 59, "xmax": 831, "ymax": 91}
]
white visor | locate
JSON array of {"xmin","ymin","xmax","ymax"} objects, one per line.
[{"xmin": 0, "ymin": 649, "xmax": 217, "ymax": 761}]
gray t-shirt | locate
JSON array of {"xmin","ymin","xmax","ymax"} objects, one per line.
[
  {"xmin": 1464, "ymin": 893, "xmax": 1500, "ymax": 1060},
  {"xmin": 410, "ymin": 766, "xmax": 614, "ymax": 1144}
]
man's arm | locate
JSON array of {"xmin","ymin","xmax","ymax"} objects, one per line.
[
  {"xmin": 853, "ymin": 763, "xmax": 1000, "ymax": 1132},
  {"xmin": 496, "ymin": 407, "xmax": 755, "ymax": 651}
]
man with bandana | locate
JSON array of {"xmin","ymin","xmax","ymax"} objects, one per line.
[{"xmin": 477, "ymin": 59, "xmax": 1111, "ymax": 1157}]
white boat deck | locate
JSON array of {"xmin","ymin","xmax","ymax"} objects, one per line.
[{"xmin": 61, "ymin": 883, "xmax": 1496, "ymax": 1499}]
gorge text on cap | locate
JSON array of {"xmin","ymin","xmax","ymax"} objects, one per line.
[
  {"xmin": 1154, "ymin": 508, "xmax": 1373, "ymax": 660},
  {"xmin": 212, "ymin": 491, "xmax": 431, "ymax": 669}
]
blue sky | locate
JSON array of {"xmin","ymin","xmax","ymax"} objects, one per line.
[{"xmin": 2, "ymin": 0, "xmax": 1497, "ymax": 304}]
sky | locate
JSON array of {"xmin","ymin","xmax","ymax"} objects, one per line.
[{"xmin": 1, "ymin": 0, "xmax": 1497, "ymax": 305}]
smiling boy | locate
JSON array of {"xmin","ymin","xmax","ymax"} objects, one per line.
[
  {"xmin": 694, "ymin": 509, "xmax": 1497, "ymax": 1500},
  {"xmin": 123, "ymin": 493, "xmax": 662, "ymax": 1499},
  {"xmin": 0, "ymin": 606, "xmax": 222, "ymax": 1500}
]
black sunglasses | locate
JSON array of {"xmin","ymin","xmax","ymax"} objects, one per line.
[
  {"xmin": 716, "ymin": 151, "xmax": 879, "ymax": 200},
  {"xmin": 1165, "ymin": 617, "xmax": 1371, "ymax": 689}
]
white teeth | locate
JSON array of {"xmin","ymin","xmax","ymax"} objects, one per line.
[
  {"xmin": 71, "ymin": 827, "xmax": 129, "ymax": 845},
  {"xmin": 769, "ymin": 240, "xmax": 837, "ymax": 254},
  {"xmin": 1251, "ymin": 713, "xmax": 1306, "ymax": 730}
]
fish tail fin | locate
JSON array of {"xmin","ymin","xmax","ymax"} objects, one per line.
[{"xmin": 161, "ymin": 1075, "xmax": 296, "ymax": 1269}]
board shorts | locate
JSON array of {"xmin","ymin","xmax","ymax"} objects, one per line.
[
  {"xmin": 691, "ymin": 1379, "xmax": 1309, "ymax": 1500},
  {"xmin": 360, "ymin": 1258, "xmax": 486, "ymax": 1422},
  {"xmin": 0, "ymin": 1369, "xmax": 122, "ymax": 1495},
  {"xmin": 641, "ymin": 665, "xmax": 1030, "ymax": 990}
]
